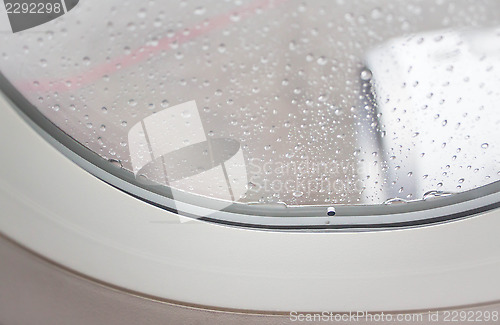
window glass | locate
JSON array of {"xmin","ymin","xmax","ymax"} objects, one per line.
[{"xmin": 1, "ymin": 0, "xmax": 500, "ymax": 208}]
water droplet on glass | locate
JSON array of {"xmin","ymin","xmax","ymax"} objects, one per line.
[
  {"xmin": 360, "ymin": 69, "xmax": 372, "ymax": 81},
  {"xmin": 109, "ymin": 159, "xmax": 122, "ymax": 168},
  {"xmin": 218, "ymin": 44, "xmax": 226, "ymax": 54},
  {"xmin": 317, "ymin": 56, "xmax": 328, "ymax": 65},
  {"xmin": 230, "ymin": 12, "xmax": 241, "ymax": 22},
  {"xmin": 193, "ymin": 6, "xmax": 206, "ymax": 15},
  {"xmin": 137, "ymin": 8, "xmax": 147, "ymax": 18},
  {"xmin": 370, "ymin": 8, "xmax": 382, "ymax": 20}
]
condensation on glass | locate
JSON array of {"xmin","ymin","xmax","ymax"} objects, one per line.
[{"xmin": 1, "ymin": 0, "xmax": 500, "ymax": 209}]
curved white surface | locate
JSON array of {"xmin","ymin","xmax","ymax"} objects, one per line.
[{"xmin": 1, "ymin": 93, "xmax": 500, "ymax": 312}]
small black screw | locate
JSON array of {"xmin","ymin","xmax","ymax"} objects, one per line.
[{"xmin": 327, "ymin": 207, "xmax": 336, "ymax": 216}]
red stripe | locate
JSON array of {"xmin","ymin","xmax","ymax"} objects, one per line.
[{"xmin": 16, "ymin": 0, "xmax": 287, "ymax": 93}]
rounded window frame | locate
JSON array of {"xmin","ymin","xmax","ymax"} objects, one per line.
[{"xmin": 2, "ymin": 72, "xmax": 500, "ymax": 230}]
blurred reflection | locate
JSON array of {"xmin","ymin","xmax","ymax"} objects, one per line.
[{"xmin": 360, "ymin": 27, "xmax": 500, "ymax": 202}]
